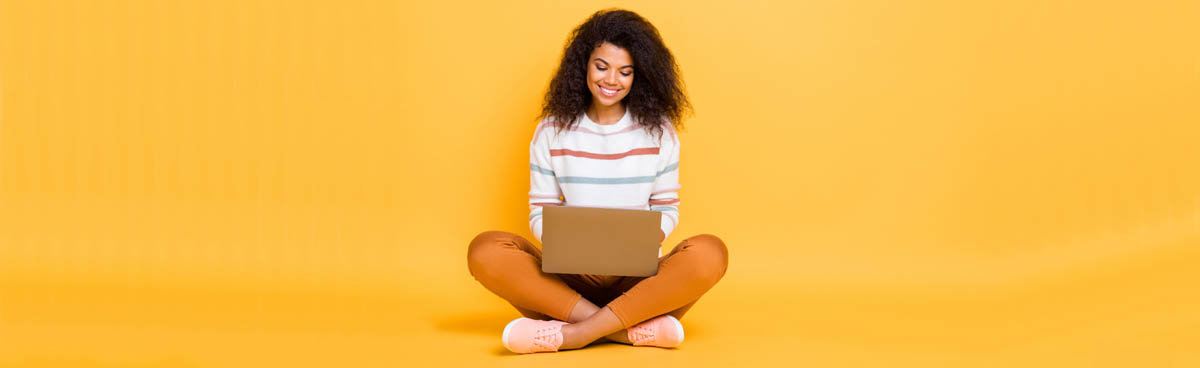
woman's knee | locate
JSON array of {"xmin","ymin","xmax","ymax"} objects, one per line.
[
  {"xmin": 467, "ymin": 230, "xmax": 515, "ymax": 277},
  {"xmin": 683, "ymin": 233, "xmax": 729, "ymax": 283}
]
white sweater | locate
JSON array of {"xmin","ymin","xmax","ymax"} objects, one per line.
[{"xmin": 528, "ymin": 109, "xmax": 681, "ymax": 243}]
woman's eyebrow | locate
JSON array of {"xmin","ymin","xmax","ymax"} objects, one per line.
[{"xmin": 593, "ymin": 58, "xmax": 633, "ymax": 69}]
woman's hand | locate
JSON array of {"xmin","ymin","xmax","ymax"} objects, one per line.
[{"xmin": 657, "ymin": 230, "xmax": 666, "ymax": 243}]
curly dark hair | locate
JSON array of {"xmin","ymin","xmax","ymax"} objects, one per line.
[{"xmin": 539, "ymin": 9, "xmax": 691, "ymax": 140}]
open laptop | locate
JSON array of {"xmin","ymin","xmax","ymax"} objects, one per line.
[{"xmin": 540, "ymin": 205, "xmax": 662, "ymax": 277}]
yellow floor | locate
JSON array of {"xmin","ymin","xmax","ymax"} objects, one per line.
[{"xmin": 3, "ymin": 197, "xmax": 1198, "ymax": 367}]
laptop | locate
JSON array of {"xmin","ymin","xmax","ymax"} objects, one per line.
[{"xmin": 540, "ymin": 205, "xmax": 662, "ymax": 277}]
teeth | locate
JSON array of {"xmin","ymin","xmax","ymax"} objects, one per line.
[{"xmin": 600, "ymin": 86, "xmax": 618, "ymax": 95}]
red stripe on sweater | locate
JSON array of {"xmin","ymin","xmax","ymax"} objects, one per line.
[
  {"xmin": 550, "ymin": 147, "xmax": 659, "ymax": 159},
  {"xmin": 649, "ymin": 198, "xmax": 680, "ymax": 205}
]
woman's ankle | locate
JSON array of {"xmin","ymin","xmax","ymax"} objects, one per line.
[
  {"xmin": 604, "ymin": 330, "xmax": 632, "ymax": 344},
  {"xmin": 559, "ymin": 324, "xmax": 596, "ymax": 350},
  {"xmin": 559, "ymin": 307, "xmax": 627, "ymax": 349}
]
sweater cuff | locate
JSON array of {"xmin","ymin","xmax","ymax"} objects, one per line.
[
  {"xmin": 659, "ymin": 212, "xmax": 676, "ymax": 241},
  {"xmin": 532, "ymin": 218, "xmax": 544, "ymax": 244}
]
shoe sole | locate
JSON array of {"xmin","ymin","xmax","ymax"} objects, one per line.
[{"xmin": 501, "ymin": 317, "xmax": 530, "ymax": 352}]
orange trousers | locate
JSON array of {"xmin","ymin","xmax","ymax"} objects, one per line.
[{"xmin": 467, "ymin": 230, "xmax": 729, "ymax": 330}]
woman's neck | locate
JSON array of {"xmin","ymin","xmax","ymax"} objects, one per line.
[{"xmin": 586, "ymin": 103, "xmax": 625, "ymax": 125}]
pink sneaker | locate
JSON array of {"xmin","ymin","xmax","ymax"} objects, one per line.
[
  {"xmin": 627, "ymin": 315, "xmax": 685, "ymax": 348},
  {"xmin": 501, "ymin": 317, "xmax": 569, "ymax": 354}
]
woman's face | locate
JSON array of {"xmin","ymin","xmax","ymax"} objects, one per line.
[{"xmin": 586, "ymin": 42, "xmax": 634, "ymax": 108}]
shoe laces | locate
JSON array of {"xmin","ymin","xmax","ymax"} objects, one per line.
[
  {"xmin": 532, "ymin": 323, "xmax": 564, "ymax": 349},
  {"xmin": 628, "ymin": 323, "xmax": 656, "ymax": 345}
]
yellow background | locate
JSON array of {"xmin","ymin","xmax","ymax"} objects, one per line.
[{"xmin": 2, "ymin": 0, "xmax": 1198, "ymax": 366}]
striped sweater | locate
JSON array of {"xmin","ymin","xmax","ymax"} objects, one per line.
[{"xmin": 528, "ymin": 109, "xmax": 681, "ymax": 244}]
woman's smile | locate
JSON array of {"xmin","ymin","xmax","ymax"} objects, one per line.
[{"xmin": 597, "ymin": 84, "xmax": 622, "ymax": 97}]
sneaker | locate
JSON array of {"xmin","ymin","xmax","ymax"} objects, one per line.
[
  {"xmin": 501, "ymin": 317, "xmax": 569, "ymax": 354},
  {"xmin": 627, "ymin": 315, "xmax": 685, "ymax": 348}
]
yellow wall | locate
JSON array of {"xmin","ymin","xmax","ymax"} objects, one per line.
[{"xmin": 2, "ymin": 1, "xmax": 1198, "ymax": 366}]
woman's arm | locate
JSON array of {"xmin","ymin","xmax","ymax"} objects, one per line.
[
  {"xmin": 649, "ymin": 124, "xmax": 681, "ymax": 240},
  {"xmin": 528, "ymin": 121, "xmax": 563, "ymax": 243}
]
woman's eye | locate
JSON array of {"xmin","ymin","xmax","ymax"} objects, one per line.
[
  {"xmin": 621, "ymin": 72, "xmax": 632, "ymax": 76},
  {"xmin": 596, "ymin": 65, "xmax": 607, "ymax": 71}
]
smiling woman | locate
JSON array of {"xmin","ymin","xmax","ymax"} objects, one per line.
[
  {"xmin": 465, "ymin": 8, "xmax": 728, "ymax": 355},
  {"xmin": 586, "ymin": 43, "xmax": 635, "ymax": 115},
  {"xmin": 539, "ymin": 8, "xmax": 692, "ymax": 140}
]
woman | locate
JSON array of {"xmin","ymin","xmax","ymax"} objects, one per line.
[{"xmin": 467, "ymin": 8, "xmax": 728, "ymax": 354}]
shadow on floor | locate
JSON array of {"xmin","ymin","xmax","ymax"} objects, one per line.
[
  {"xmin": 435, "ymin": 308, "xmax": 709, "ymax": 338},
  {"xmin": 436, "ymin": 310, "xmax": 639, "ymax": 356}
]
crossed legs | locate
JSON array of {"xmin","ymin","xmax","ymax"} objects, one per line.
[{"xmin": 467, "ymin": 230, "xmax": 729, "ymax": 350}]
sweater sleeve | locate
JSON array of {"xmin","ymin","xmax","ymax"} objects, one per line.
[
  {"xmin": 528, "ymin": 121, "xmax": 563, "ymax": 243},
  {"xmin": 649, "ymin": 123, "xmax": 681, "ymax": 240}
]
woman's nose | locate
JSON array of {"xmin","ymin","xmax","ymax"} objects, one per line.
[{"xmin": 604, "ymin": 71, "xmax": 618, "ymax": 85}]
